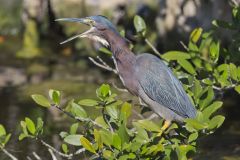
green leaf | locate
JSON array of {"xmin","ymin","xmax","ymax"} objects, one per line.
[
  {"xmin": 162, "ymin": 51, "xmax": 191, "ymax": 61},
  {"xmin": 64, "ymin": 134, "xmax": 82, "ymax": 146},
  {"xmin": 71, "ymin": 102, "xmax": 87, "ymax": 118},
  {"xmin": 61, "ymin": 144, "xmax": 69, "ymax": 154},
  {"xmin": 121, "ymin": 102, "xmax": 132, "ymax": 119},
  {"xmin": 94, "ymin": 129, "xmax": 103, "ymax": 149},
  {"xmin": 133, "ymin": 123, "xmax": 149, "ymax": 143},
  {"xmin": 49, "ymin": 89, "xmax": 61, "ymax": 105},
  {"xmin": 80, "ymin": 136, "xmax": 96, "ymax": 154},
  {"xmin": 31, "ymin": 94, "xmax": 51, "ymax": 108},
  {"xmin": 234, "ymin": 85, "xmax": 240, "ymax": 94},
  {"xmin": 229, "ymin": 63, "xmax": 238, "ymax": 81},
  {"xmin": 59, "ymin": 132, "xmax": 68, "ymax": 138},
  {"xmin": 176, "ymin": 145, "xmax": 196, "ymax": 160},
  {"xmin": 212, "ymin": 20, "xmax": 234, "ymax": 29},
  {"xmin": 70, "ymin": 123, "xmax": 79, "ymax": 134},
  {"xmin": 36, "ymin": 117, "xmax": 44, "ymax": 134},
  {"xmin": 3, "ymin": 134, "xmax": 11, "ymax": 145},
  {"xmin": 106, "ymin": 105, "xmax": 119, "ymax": 120},
  {"xmin": 0, "ymin": 125, "xmax": 6, "ymax": 137},
  {"xmin": 208, "ymin": 115, "xmax": 225, "ymax": 129},
  {"xmin": 137, "ymin": 120, "xmax": 161, "ymax": 132},
  {"xmin": 19, "ymin": 133, "xmax": 27, "ymax": 141},
  {"xmin": 188, "ymin": 132, "xmax": 198, "ymax": 143},
  {"xmin": 209, "ymin": 41, "xmax": 220, "ymax": 62},
  {"xmin": 133, "ymin": 15, "xmax": 146, "ymax": 36},
  {"xmin": 78, "ymin": 99, "xmax": 98, "ymax": 107},
  {"xmin": 25, "ymin": 117, "xmax": 36, "ymax": 135},
  {"xmin": 185, "ymin": 119, "xmax": 207, "ymax": 131},
  {"xmin": 178, "ymin": 59, "xmax": 196, "ymax": 75},
  {"xmin": 99, "ymin": 130, "xmax": 113, "ymax": 146},
  {"xmin": 103, "ymin": 150, "xmax": 113, "ymax": 159},
  {"xmin": 112, "ymin": 133, "xmax": 122, "ymax": 150},
  {"xmin": 199, "ymin": 87, "xmax": 214, "ymax": 110},
  {"xmin": 202, "ymin": 101, "xmax": 223, "ymax": 120},
  {"xmin": 97, "ymin": 84, "xmax": 111, "ymax": 98},
  {"xmin": 190, "ymin": 28, "xmax": 203, "ymax": 43},
  {"xmin": 95, "ymin": 116, "xmax": 109, "ymax": 129},
  {"xmin": 99, "ymin": 47, "xmax": 112, "ymax": 55}
]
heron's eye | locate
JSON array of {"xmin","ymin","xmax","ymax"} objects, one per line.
[{"xmin": 89, "ymin": 19, "xmax": 95, "ymax": 26}]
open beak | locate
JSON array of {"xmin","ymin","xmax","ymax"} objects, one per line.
[{"xmin": 55, "ymin": 18, "xmax": 94, "ymax": 44}]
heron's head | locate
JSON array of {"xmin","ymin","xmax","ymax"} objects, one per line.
[{"xmin": 56, "ymin": 15, "xmax": 119, "ymax": 47}]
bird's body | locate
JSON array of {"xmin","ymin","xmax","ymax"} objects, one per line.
[{"xmin": 57, "ymin": 15, "xmax": 197, "ymax": 123}]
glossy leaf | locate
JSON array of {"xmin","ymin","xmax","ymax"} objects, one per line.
[
  {"xmin": 61, "ymin": 144, "xmax": 69, "ymax": 154},
  {"xmin": 94, "ymin": 129, "xmax": 103, "ymax": 149},
  {"xmin": 0, "ymin": 125, "xmax": 6, "ymax": 137},
  {"xmin": 121, "ymin": 102, "xmax": 132, "ymax": 119},
  {"xmin": 229, "ymin": 63, "xmax": 238, "ymax": 81},
  {"xmin": 208, "ymin": 115, "xmax": 225, "ymax": 129},
  {"xmin": 64, "ymin": 134, "xmax": 82, "ymax": 146},
  {"xmin": 70, "ymin": 123, "xmax": 79, "ymax": 134},
  {"xmin": 71, "ymin": 102, "xmax": 87, "ymax": 118},
  {"xmin": 78, "ymin": 99, "xmax": 98, "ymax": 107},
  {"xmin": 31, "ymin": 94, "xmax": 51, "ymax": 108},
  {"xmin": 49, "ymin": 89, "xmax": 61, "ymax": 105},
  {"xmin": 234, "ymin": 85, "xmax": 240, "ymax": 94},
  {"xmin": 162, "ymin": 51, "xmax": 191, "ymax": 61},
  {"xmin": 185, "ymin": 119, "xmax": 207, "ymax": 131},
  {"xmin": 25, "ymin": 117, "xmax": 36, "ymax": 135},
  {"xmin": 99, "ymin": 130, "xmax": 113, "ymax": 146},
  {"xmin": 188, "ymin": 132, "xmax": 198, "ymax": 143},
  {"xmin": 134, "ymin": 15, "xmax": 146, "ymax": 36},
  {"xmin": 209, "ymin": 41, "xmax": 220, "ymax": 62},
  {"xmin": 178, "ymin": 59, "xmax": 196, "ymax": 75},
  {"xmin": 80, "ymin": 136, "xmax": 96, "ymax": 154},
  {"xmin": 137, "ymin": 120, "xmax": 161, "ymax": 132},
  {"xmin": 202, "ymin": 101, "xmax": 223, "ymax": 120},
  {"xmin": 112, "ymin": 133, "xmax": 122, "ymax": 150},
  {"xmin": 190, "ymin": 27, "xmax": 203, "ymax": 43}
]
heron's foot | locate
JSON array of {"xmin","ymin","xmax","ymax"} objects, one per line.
[{"xmin": 157, "ymin": 120, "xmax": 171, "ymax": 136}]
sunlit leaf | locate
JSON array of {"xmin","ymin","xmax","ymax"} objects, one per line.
[
  {"xmin": 61, "ymin": 144, "xmax": 69, "ymax": 154},
  {"xmin": 49, "ymin": 89, "xmax": 61, "ymax": 105},
  {"xmin": 178, "ymin": 59, "xmax": 196, "ymax": 75},
  {"xmin": 94, "ymin": 129, "xmax": 103, "ymax": 149},
  {"xmin": 134, "ymin": 15, "xmax": 146, "ymax": 36},
  {"xmin": 70, "ymin": 123, "xmax": 79, "ymax": 135},
  {"xmin": 64, "ymin": 134, "xmax": 82, "ymax": 146},
  {"xmin": 25, "ymin": 117, "xmax": 36, "ymax": 135},
  {"xmin": 208, "ymin": 115, "xmax": 225, "ymax": 129},
  {"xmin": 112, "ymin": 133, "xmax": 122, "ymax": 150},
  {"xmin": 209, "ymin": 41, "xmax": 220, "ymax": 62},
  {"xmin": 229, "ymin": 63, "xmax": 238, "ymax": 81},
  {"xmin": 202, "ymin": 101, "xmax": 223, "ymax": 120},
  {"xmin": 234, "ymin": 85, "xmax": 240, "ymax": 94},
  {"xmin": 190, "ymin": 27, "xmax": 203, "ymax": 43},
  {"xmin": 78, "ymin": 99, "xmax": 98, "ymax": 107},
  {"xmin": 137, "ymin": 120, "xmax": 161, "ymax": 132},
  {"xmin": 121, "ymin": 102, "xmax": 132, "ymax": 119},
  {"xmin": 188, "ymin": 132, "xmax": 198, "ymax": 143},
  {"xmin": 0, "ymin": 125, "xmax": 6, "ymax": 137},
  {"xmin": 185, "ymin": 119, "xmax": 207, "ymax": 131},
  {"xmin": 99, "ymin": 130, "xmax": 113, "ymax": 146},
  {"xmin": 80, "ymin": 136, "xmax": 96, "ymax": 154},
  {"xmin": 99, "ymin": 47, "xmax": 112, "ymax": 55},
  {"xmin": 103, "ymin": 150, "xmax": 113, "ymax": 159},
  {"xmin": 31, "ymin": 94, "xmax": 51, "ymax": 108},
  {"xmin": 162, "ymin": 51, "xmax": 191, "ymax": 61},
  {"xmin": 71, "ymin": 102, "xmax": 87, "ymax": 118}
]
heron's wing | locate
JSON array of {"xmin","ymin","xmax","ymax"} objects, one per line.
[{"xmin": 135, "ymin": 54, "xmax": 196, "ymax": 118}]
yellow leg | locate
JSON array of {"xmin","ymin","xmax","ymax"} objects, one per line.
[
  {"xmin": 157, "ymin": 120, "xmax": 171, "ymax": 137},
  {"xmin": 161, "ymin": 120, "xmax": 171, "ymax": 131}
]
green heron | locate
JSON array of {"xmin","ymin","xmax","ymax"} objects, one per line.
[{"xmin": 56, "ymin": 15, "xmax": 196, "ymax": 130}]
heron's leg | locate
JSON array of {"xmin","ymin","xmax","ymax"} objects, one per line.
[
  {"xmin": 161, "ymin": 120, "xmax": 171, "ymax": 131},
  {"xmin": 157, "ymin": 120, "xmax": 171, "ymax": 137}
]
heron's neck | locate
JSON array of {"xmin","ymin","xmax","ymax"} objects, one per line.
[{"xmin": 107, "ymin": 33, "xmax": 136, "ymax": 65}]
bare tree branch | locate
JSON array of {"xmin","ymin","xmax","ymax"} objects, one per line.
[
  {"xmin": 48, "ymin": 149, "xmax": 58, "ymax": 160},
  {"xmin": 32, "ymin": 152, "xmax": 41, "ymax": 160},
  {"xmin": 145, "ymin": 38, "xmax": 161, "ymax": 57},
  {"xmin": 0, "ymin": 148, "xmax": 18, "ymax": 160},
  {"xmin": 111, "ymin": 82, "xmax": 128, "ymax": 92},
  {"xmin": 88, "ymin": 57, "xmax": 118, "ymax": 74}
]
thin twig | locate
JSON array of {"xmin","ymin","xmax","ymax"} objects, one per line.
[
  {"xmin": 145, "ymin": 38, "xmax": 161, "ymax": 57},
  {"xmin": 112, "ymin": 82, "xmax": 128, "ymax": 92},
  {"xmin": 52, "ymin": 104, "xmax": 105, "ymax": 129},
  {"xmin": 48, "ymin": 149, "xmax": 58, "ymax": 160},
  {"xmin": 40, "ymin": 140, "xmax": 70, "ymax": 158},
  {"xmin": 32, "ymin": 152, "xmax": 41, "ymax": 160},
  {"xmin": 212, "ymin": 84, "xmax": 237, "ymax": 91},
  {"xmin": 27, "ymin": 156, "xmax": 32, "ymax": 160},
  {"xmin": 180, "ymin": 41, "xmax": 189, "ymax": 51},
  {"xmin": 88, "ymin": 57, "xmax": 118, "ymax": 74},
  {"xmin": 0, "ymin": 148, "xmax": 18, "ymax": 160}
]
